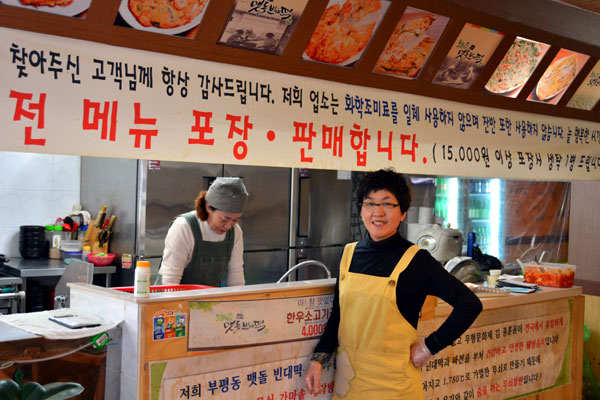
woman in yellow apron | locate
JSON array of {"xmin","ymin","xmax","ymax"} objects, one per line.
[{"xmin": 305, "ymin": 169, "xmax": 482, "ymax": 399}]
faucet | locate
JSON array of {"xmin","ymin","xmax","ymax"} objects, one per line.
[{"xmin": 277, "ymin": 260, "xmax": 332, "ymax": 283}]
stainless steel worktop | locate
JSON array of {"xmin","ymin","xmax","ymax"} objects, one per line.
[
  {"xmin": 1, "ymin": 258, "xmax": 116, "ymax": 312},
  {"xmin": 0, "ymin": 257, "xmax": 115, "ymax": 278}
]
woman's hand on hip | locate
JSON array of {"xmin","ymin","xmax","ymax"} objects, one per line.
[
  {"xmin": 410, "ymin": 338, "xmax": 432, "ymax": 368},
  {"xmin": 304, "ymin": 360, "xmax": 323, "ymax": 395}
]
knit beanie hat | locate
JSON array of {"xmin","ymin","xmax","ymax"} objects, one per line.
[{"xmin": 206, "ymin": 177, "xmax": 248, "ymax": 214}]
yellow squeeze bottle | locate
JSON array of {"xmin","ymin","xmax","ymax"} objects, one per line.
[{"xmin": 134, "ymin": 260, "xmax": 151, "ymax": 297}]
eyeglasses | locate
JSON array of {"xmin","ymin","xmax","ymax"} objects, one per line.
[{"xmin": 362, "ymin": 202, "xmax": 400, "ymax": 211}]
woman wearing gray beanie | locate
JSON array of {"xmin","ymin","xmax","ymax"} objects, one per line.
[{"xmin": 157, "ymin": 177, "xmax": 249, "ymax": 287}]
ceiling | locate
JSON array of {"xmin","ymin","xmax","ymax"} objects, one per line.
[
  {"xmin": 554, "ymin": 0, "xmax": 600, "ymax": 15},
  {"xmin": 1, "ymin": 0, "xmax": 599, "ymax": 123}
]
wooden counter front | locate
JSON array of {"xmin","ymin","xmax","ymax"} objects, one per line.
[
  {"xmin": 69, "ymin": 282, "xmax": 583, "ymax": 400},
  {"xmin": 420, "ymin": 287, "xmax": 583, "ymax": 399}
]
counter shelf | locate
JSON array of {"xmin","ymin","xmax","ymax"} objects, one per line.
[
  {"xmin": 0, "ymin": 257, "xmax": 116, "ymax": 311},
  {"xmin": 67, "ymin": 281, "xmax": 583, "ymax": 399}
]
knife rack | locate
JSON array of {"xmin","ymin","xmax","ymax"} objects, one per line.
[{"xmin": 83, "ymin": 221, "xmax": 109, "ymax": 254}]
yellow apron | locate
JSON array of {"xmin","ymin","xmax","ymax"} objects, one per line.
[{"xmin": 333, "ymin": 242, "xmax": 423, "ymax": 400}]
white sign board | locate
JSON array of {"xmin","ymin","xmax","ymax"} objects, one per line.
[{"xmin": 1, "ymin": 27, "xmax": 599, "ymax": 179}]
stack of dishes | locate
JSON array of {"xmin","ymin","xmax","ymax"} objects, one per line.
[{"xmin": 19, "ymin": 225, "xmax": 46, "ymax": 259}]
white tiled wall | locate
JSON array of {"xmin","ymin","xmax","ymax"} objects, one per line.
[{"xmin": 0, "ymin": 151, "xmax": 80, "ymax": 257}]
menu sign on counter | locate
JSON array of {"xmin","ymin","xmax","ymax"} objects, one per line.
[
  {"xmin": 188, "ymin": 294, "xmax": 334, "ymax": 350},
  {"xmin": 419, "ymin": 299, "xmax": 572, "ymax": 400},
  {"xmin": 1, "ymin": 27, "xmax": 599, "ymax": 180},
  {"xmin": 149, "ymin": 293, "xmax": 336, "ymax": 399},
  {"xmin": 150, "ymin": 340, "xmax": 335, "ymax": 400}
]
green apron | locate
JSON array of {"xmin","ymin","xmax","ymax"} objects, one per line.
[{"xmin": 157, "ymin": 211, "xmax": 234, "ymax": 287}]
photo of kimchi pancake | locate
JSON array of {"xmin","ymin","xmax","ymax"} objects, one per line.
[
  {"xmin": 303, "ymin": 0, "xmax": 390, "ymax": 66},
  {"xmin": 117, "ymin": 0, "xmax": 211, "ymax": 36},
  {"xmin": 374, "ymin": 8, "xmax": 448, "ymax": 79},
  {"xmin": 0, "ymin": 0, "xmax": 91, "ymax": 16}
]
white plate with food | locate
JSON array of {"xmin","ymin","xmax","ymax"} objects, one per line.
[
  {"xmin": 118, "ymin": 0, "xmax": 208, "ymax": 35},
  {"xmin": 485, "ymin": 40, "xmax": 544, "ymax": 95},
  {"xmin": 535, "ymin": 54, "xmax": 578, "ymax": 101},
  {"xmin": 373, "ymin": 10, "xmax": 442, "ymax": 77},
  {"xmin": 0, "ymin": 0, "xmax": 91, "ymax": 17},
  {"xmin": 303, "ymin": 0, "xmax": 387, "ymax": 66}
]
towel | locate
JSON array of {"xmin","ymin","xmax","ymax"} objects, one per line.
[{"xmin": 0, "ymin": 309, "xmax": 121, "ymax": 340}]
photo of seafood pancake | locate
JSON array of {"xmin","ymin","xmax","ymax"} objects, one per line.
[
  {"xmin": 374, "ymin": 8, "xmax": 448, "ymax": 78},
  {"xmin": 19, "ymin": 0, "xmax": 73, "ymax": 6},
  {"xmin": 303, "ymin": 0, "xmax": 390, "ymax": 66},
  {"xmin": 485, "ymin": 38, "xmax": 549, "ymax": 98},
  {"xmin": 128, "ymin": 0, "xmax": 207, "ymax": 28}
]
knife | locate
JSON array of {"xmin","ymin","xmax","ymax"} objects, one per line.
[
  {"xmin": 98, "ymin": 215, "xmax": 116, "ymax": 245},
  {"xmin": 95, "ymin": 205, "xmax": 107, "ymax": 227},
  {"xmin": 105, "ymin": 215, "xmax": 116, "ymax": 231}
]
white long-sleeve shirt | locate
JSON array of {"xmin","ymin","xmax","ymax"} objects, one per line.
[{"xmin": 158, "ymin": 216, "xmax": 245, "ymax": 286}]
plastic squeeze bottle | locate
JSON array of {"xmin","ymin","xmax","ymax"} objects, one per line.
[
  {"xmin": 134, "ymin": 260, "xmax": 151, "ymax": 297},
  {"xmin": 81, "ymin": 246, "xmax": 91, "ymax": 261}
]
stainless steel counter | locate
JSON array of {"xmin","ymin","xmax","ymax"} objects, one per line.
[
  {"xmin": 0, "ymin": 258, "xmax": 116, "ymax": 312},
  {"xmin": 1, "ymin": 258, "xmax": 115, "ymax": 278}
]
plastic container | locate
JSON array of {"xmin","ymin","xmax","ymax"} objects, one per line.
[
  {"xmin": 524, "ymin": 262, "xmax": 576, "ymax": 288},
  {"xmin": 61, "ymin": 240, "xmax": 83, "ymax": 252},
  {"xmin": 111, "ymin": 284, "xmax": 212, "ymax": 293},
  {"xmin": 77, "ymin": 225, "xmax": 88, "ymax": 241},
  {"xmin": 49, "ymin": 227, "xmax": 72, "ymax": 254},
  {"xmin": 61, "ymin": 250, "xmax": 83, "ymax": 261},
  {"xmin": 487, "ymin": 269, "xmax": 501, "ymax": 288},
  {"xmin": 87, "ymin": 253, "xmax": 116, "ymax": 266},
  {"xmin": 81, "ymin": 246, "xmax": 91, "ymax": 261},
  {"xmin": 134, "ymin": 260, "xmax": 151, "ymax": 297},
  {"xmin": 46, "ymin": 225, "xmax": 62, "ymax": 258}
]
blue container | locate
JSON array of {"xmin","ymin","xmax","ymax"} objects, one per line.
[{"xmin": 467, "ymin": 232, "xmax": 476, "ymax": 257}]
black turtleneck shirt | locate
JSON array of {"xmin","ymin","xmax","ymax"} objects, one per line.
[{"xmin": 314, "ymin": 233, "xmax": 482, "ymax": 356}]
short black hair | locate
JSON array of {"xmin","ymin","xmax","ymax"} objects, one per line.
[{"xmin": 355, "ymin": 169, "xmax": 411, "ymax": 213}]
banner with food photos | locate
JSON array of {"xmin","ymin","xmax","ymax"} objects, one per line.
[{"xmin": 1, "ymin": 26, "xmax": 600, "ymax": 180}]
